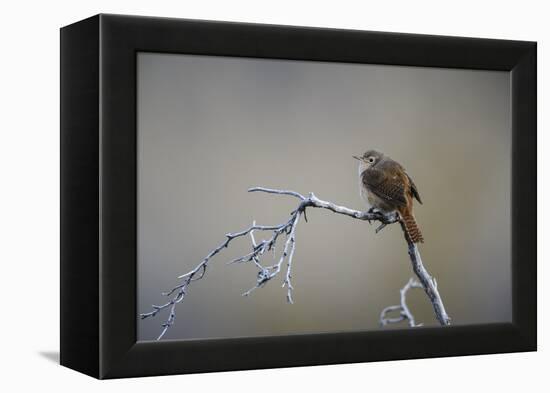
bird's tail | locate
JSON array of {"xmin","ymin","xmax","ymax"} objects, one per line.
[{"xmin": 398, "ymin": 208, "xmax": 424, "ymax": 243}]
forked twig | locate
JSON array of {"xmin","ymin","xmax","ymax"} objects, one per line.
[{"xmin": 380, "ymin": 278, "xmax": 424, "ymax": 327}]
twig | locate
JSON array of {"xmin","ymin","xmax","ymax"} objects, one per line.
[{"xmin": 380, "ymin": 278, "xmax": 424, "ymax": 327}]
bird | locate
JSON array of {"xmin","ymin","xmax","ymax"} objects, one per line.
[{"xmin": 353, "ymin": 150, "xmax": 424, "ymax": 243}]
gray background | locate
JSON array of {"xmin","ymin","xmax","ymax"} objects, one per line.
[{"xmin": 137, "ymin": 53, "xmax": 511, "ymax": 341}]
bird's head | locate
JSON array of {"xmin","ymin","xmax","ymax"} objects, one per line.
[{"xmin": 353, "ymin": 150, "xmax": 384, "ymax": 168}]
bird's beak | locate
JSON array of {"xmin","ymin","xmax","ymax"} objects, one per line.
[{"xmin": 352, "ymin": 155, "xmax": 361, "ymax": 161}]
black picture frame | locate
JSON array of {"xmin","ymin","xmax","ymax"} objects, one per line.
[{"xmin": 60, "ymin": 14, "xmax": 536, "ymax": 379}]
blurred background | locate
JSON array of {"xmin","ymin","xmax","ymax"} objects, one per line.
[{"xmin": 137, "ymin": 52, "xmax": 511, "ymax": 341}]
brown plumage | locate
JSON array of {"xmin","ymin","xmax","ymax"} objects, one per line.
[{"xmin": 355, "ymin": 150, "xmax": 424, "ymax": 243}]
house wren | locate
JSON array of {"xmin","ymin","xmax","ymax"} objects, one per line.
[{"xmin": 354, "ymin": 150, "xmax": 424, "ymax": 243}]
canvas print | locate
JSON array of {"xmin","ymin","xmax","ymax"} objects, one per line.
[{"xmin": 137, "ymin": 53, "xmax": 511, "ymax": 341}]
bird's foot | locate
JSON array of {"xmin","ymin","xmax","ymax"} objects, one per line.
[{"xmin": 375, "ymin": 222, "xmax": 388, "ymax": 234}]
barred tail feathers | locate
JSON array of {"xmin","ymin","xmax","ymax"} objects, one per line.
[{"xmin": 398, "ymin": 209, "xmax": 424, "ymax": 243}]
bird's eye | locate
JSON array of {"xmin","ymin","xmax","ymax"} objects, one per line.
[{"xmin": 368, "ymin": 157, "xmax": 375, "ymax": 163}]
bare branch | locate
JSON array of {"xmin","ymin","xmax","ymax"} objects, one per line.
[
  {"xmin": 378, "ymin": 226, "xmax": 451, "ymax": 327},
  {"xmin": 406, "ymin": 242, "xmax": 451, "ymax": 325},
  {"xmin": 140, "ymin": 187, "xmax": 450, "ymax": 340}
]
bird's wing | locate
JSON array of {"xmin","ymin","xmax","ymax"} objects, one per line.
[
  {"xmin": 362, "ymin": 168, "xmax": 408, "ymax": 207},
  {"xmin": 406, "ymin": 173, "xmax": 422, "ymax": 204}
]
